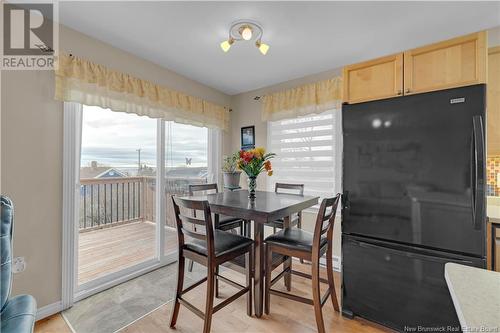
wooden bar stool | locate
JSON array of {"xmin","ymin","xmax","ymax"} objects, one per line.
[
  {"xmin": 187, "ymin": 183, "xmax": 249, "ymax": 273},
  {"xmin": 264, "ymin": 194, "xmax": 341, "ymax": 333},
  {"xmin": 267, "ymin": 183, "xmax": 304, "ymax": 233},
  {"xmin": 189, "ymin": 184, "xmax": 249, "ymax": 236},
  {"xmin": 267, "ymin": 183, "xmax": 305, "ymax": 264},
  {"xmin": 170, "ymin": 196, "xmax": 254, "ymax": 333}
]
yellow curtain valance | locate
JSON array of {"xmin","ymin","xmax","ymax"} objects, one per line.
[
  {"xmin": 262, "ymin": 76, "xmax": 343, "ymax": 121},
  {"xmin": 55, "ymin": 54, "xmax": 229, "ymax": 130}
]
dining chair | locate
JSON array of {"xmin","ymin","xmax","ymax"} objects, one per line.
[
  {"xmin": 170, "ymin": 196, "xmax": 254, "ymax": 333},
  {"xmin": 189, "ymin": 183, "xmax": 248, "ymax": 235},
  {"xmin": 187, "ymin": 183, "xmax": 249, "ymax": 273},
  {"xmin": 268, "ymin": 183, "xmax": 304, "ymax": 232},
  {"xmin": 264, "ymin": 194, "xmax": 341, "ymax": 333},
  {"xmin": 268, "ymin": 183, "xmax": 305, "ymax": 262}
]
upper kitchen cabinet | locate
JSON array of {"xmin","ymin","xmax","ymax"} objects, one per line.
[
  {"xmin": 342, "ymin": 53, "xmax": 403, "ymax": 104},
  {"xmin": 488, "ymin": 46, "xmax": 500, "ymax": 156},
  {"xmin": 404, "ymin": 31, "xmax": 487, "ymax": 95}
]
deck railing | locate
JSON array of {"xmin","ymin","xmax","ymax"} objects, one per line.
[{"xmin": 79, "ymin": 175, "xmax": 207, "ymax": 232}]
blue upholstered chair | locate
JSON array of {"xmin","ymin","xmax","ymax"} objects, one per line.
[{"xmin": 1, "ymin": 196, "xmax": 36, "ymax": 333}]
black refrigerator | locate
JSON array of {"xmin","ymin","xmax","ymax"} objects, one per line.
[{"xmin": 341, "ymin": 84, "xmax": 487, "ymax": 332}]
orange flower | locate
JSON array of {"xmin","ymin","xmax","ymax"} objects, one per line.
[{"xmin": 264, "ymin": 160, "xmax": 272, "ymax": 171}]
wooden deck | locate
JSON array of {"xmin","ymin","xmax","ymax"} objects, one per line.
[{"xmin": 78, "ymin": 221, "xmax": 178, "ymax": 285}]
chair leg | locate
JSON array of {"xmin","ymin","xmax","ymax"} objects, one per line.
[
  {"xmin": 311, "ymin": 257, "xmax": 326, "ymax": 333},
  {"xmin": 284, "ymin": 258, "xmax": 292, "ymax": 291},
  {"xmin": 203, "ymin": 265, "xmax": 216, "ymax": 333},
  {"xmin": 215, "ymin": 265, "xmax": 220, "ymax": 298},
  {"xmin": 169, "ymin": 255, "xmax": 185, "ymax": 328},
  {"xmin": 240, "ymin": 223, "xmax": 244, "ymax": 235},
  {"xmin": 326, "ymin": 246, "xmax": 340, "ymax": 311},
  {"xmin": 246, "ymin": 248, "xmax": 253, "ymax": 316},
  {"xmin": 273, "ymin": 226, "xmax": 277, "ymax": 234},
  {"xmin": 264, "ymin": 244, "xmax": 273, "ymax": 315},
  {"xmin": 188, "ymin": 259, "xmax": 194, "ymax": 272},
  {"xmin": 298, "ymin": 219, "xmax": 304, "ymax": 264}
]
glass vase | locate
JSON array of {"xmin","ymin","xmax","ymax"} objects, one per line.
[{"xmin": 247, "ymin": 176, "xmax": 257, "ymax": 199}]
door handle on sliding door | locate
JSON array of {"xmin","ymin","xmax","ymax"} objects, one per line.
[{"xmin": 472, "ymin": 116, "xmax": 485, "ymax": 231}]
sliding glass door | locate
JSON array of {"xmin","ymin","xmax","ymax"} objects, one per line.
[
  {"xmin": 164, "ymin": 122, "xmax": 208, "ymax": 257},
  {"xmin": 73, "ymin": 104, "xmax": 216, "ymax": 298},
  {"xmin": 78, "ymin": 105, "xmax": 158, "ymax": 289}
]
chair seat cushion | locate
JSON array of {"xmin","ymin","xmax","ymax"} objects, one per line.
[
  {"xmin": 265, "ymin": 217, "xmax": 299, "ymax": 229},
  {"xmin": 217, "ymin": 215, "xmax": 243, "ymax": 230},
  {"xmin": 0, "ymin": 294, "xmax": 36, "ymax": 333},
  {"xmin": 185, "ymin": 230, "xmax": 253, "ymax": 258},
  {"xmin": 265, "ymin": 228, "xmax": 327, "ymax": 252}
]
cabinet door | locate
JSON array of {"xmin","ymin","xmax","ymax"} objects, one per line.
[
  {"xmin": 343, "ymin": 53, "xmax": 403, "ymax": 104},
  {"xmin": 404, "ymin": 31, "xmax": 487, "ymax": 95},
  {"xmin": 488, "ymin": 46, "xmax": 500, "ymax": 156}
]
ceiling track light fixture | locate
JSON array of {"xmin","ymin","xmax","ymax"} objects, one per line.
[{"xmin": 220, "ymin": 20, "xmax": 270, "ymax": 55}]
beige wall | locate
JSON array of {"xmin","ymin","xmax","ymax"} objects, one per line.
[
  {"xmin": 2, "ymin": 70, "xmax": 63, "ymax": 308},
  {"xmin": 489, "ymin": 25, "xmax": 500, "ymax": 47},
  {"xmin": 1, "ymin": 24, "xmax": 231, "ymax": 308}
]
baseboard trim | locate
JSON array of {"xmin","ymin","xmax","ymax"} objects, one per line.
[
  {"xmin": 36, "ymin": 300, "xmax": 63, "ymax": 321},
  {"xmin": 317, "ymin": 255, "xmax": 342, "ymax": 272},
  {"xmin": 333, "ymin": 255, "xmax": 341, "ymax": 272}
]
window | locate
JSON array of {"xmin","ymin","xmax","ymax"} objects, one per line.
[{"xmin": 267, "ymin": 109, "xmax": 342, "ymax": 209}]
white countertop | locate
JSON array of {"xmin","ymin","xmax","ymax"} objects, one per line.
[
  {"xmin": 487, "ymin": 196, "xmax": 500, "ymax": 223},
  {"xmin": 444, "ymin": 263, "xmax": 500, "ymax": 331}
]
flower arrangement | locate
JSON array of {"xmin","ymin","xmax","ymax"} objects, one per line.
[{"xmin": 237, "ymin": 147, "xmax": 275, "ymax": 198}]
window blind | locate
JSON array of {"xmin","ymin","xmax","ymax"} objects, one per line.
[{"xmin": 267, "ymin": 109, "xmax": 342, "ymax": 210}]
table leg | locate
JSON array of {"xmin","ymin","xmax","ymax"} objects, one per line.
[
  {"xmin": 253, "ymin": 221, "xmax": 264, "ymax": 317},
  {"xmin": 283, "ymin": 215, "xmax": 292, "ymax": 291}
]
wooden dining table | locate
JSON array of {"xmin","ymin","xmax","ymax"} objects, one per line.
[{"xmin": 192, "ymin": 189, "xmax": 319, "ymax": 318}]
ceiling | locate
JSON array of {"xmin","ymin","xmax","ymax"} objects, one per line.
[{"xmin": 59, "ymin": 1, "xmax": 500, "ymax": 95}]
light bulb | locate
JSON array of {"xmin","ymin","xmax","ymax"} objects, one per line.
[
  {"xmin": 220, "ymin": 39, "xmax": 233, "ymax": 53},
  {"xmin": 258, "ymin": 42, "xmax": 270, "ymax": 55},
  {"xmin": 241, "ymin": 26, "xmax": 253, "ymax": 41}
]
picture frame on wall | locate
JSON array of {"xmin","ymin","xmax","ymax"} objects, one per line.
[{"xmin": 241, "ymin": 125, "xmax": 255, "ymax": 150}]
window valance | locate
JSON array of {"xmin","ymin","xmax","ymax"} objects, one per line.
[
  {"xmin": 55, "ymin": 54, "xmax": 229, "ymax": 130},
  {"xmin": 262, "ymin": 76, "xmax": 342, "ymax": 121}
]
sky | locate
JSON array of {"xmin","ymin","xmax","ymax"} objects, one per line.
[{"xmin": 81, "ymin": 106, "xmax": 208, "ymax": 168}]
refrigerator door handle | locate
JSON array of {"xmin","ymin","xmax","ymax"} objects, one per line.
[
  {"xmin": 471, "ymin": 126, "xmax": 476, "ymax": 223},
  {"xmin": 472, "ymin": 116, "xmax": 485, "ymax": 231}
]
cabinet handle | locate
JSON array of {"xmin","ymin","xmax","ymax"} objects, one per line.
[
  {"xmin": 405, "ymin": 88, "xmax": 411, "ymax": 93},
  {"xmin": 397, "ymin": 90, "xmax": 402, "ymax": 95}
]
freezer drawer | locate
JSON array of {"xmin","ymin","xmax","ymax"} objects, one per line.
[{"xmin": 342, "ymin": 235, "xmax": 485, "ymax": 332}]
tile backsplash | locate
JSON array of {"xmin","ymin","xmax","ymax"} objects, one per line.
[{"xmin": 487, "ymin": 155, "xmax": 500, "ymax": 196}]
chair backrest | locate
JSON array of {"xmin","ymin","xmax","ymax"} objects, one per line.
[
  {"xmin": 1, "ymin": 196, "xmax": 14, "ymax": 311},
  {"xmin": 188, "ymin": 183, "xmax": 218, "ymax": 196},
  {"xmin": 172, "ymin": 196, "xmax": 215, "ymax": 257},
  {"xmin": 275, "ymin": 183, "xmax": 304, "ymax": 195},
  {"xmin": 312, "ymin": 194, "xmax": 341, "ymax": 254},
  {"xmin": 188, "ymin": 184, "xmax": 218, "ymax": 219}
]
